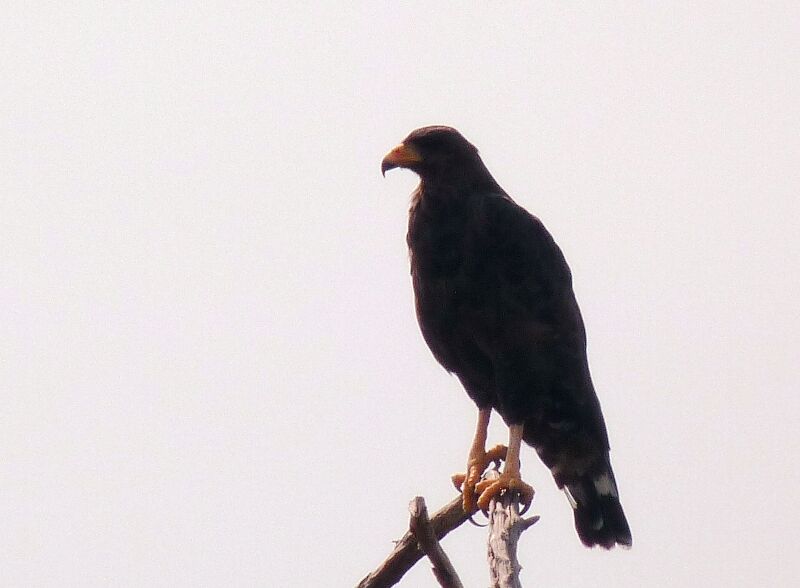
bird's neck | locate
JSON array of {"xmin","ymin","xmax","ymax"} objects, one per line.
[{"xmin": 418, "ymin": 163, "xmax": 502, "ymax": 203}]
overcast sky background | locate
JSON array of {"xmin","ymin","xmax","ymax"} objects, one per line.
[{"xmin": 3, "ymin": 3, "xmax": 800, "ymax": 587}]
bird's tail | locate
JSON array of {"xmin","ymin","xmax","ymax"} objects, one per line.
[{"xmin": 563, "ymin": 462, "xmax": 632, "ymax": 549}]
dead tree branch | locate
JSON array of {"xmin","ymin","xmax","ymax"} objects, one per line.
[
  {"xmin": 484, "ymin": 470, "xmax": 540, "ymax": 588},
  {"xmin": 357, "ymin": 466, "xmax": 539, "ymax": 587},
  {"xmin": 356, "ymin": 495, "xmax": 469, "ymax": 588},
  {"xmin": 409, "ymin": 496, "xmax": 464, "ymax": 588}
]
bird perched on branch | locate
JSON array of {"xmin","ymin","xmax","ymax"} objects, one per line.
[{"xmin": 381, "ymin": 126, "xmax": 632, "ymax": 549}]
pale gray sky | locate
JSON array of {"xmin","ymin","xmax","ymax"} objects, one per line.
[{"xmin": 3, "ymin": 3, "xmax": 799, "ymax": 587}]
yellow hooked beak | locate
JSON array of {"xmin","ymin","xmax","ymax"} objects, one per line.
[{"xmin": 381, "ymin": 143, "xmax": 422, "ymax": 176}]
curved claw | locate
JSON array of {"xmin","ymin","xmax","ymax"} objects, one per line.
[
  {"xmin": 467, "ymin": 513, "xmax": 488, "ymax": 527},
  {"xmin": 475, "ymin": 472, "xmax": 535, "ymax": 512},
  {"xmin": 518, "ymin": 498, "xmax": 532, "ymax": 516}
]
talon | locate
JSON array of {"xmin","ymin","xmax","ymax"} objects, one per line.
[
  {"xmin": 452, "ymin": 444, "xmax": 509, "ymax": 513},
  {"xmin": 475, "ymin": 471, "xmax": 535, "ymax": 512},
  {"xmin": 467, "ymin": 513, "xmax": 488, "ymax": 527}
]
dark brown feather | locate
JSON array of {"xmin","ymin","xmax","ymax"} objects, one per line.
[{"xmin": 392, "ymin": 126, "xmax": 631, "ymax": 548}]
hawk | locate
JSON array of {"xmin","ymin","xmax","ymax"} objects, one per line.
[{"xmin": 381, "ymin": 126, "xmax": 632, "ymax": 548}]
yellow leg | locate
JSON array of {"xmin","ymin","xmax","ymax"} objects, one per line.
[
  {"xmin": 475, "ymin": 424, "xmax": 534, "ymax": 511},
  {"xmin": 452, "ymin": 408, "xmax": 508, "ymax": 513}
]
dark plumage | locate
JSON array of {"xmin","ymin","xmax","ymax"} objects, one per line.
[{"xmin": 382, "ymin": 126, "xmax": 631, "ymax": 549}]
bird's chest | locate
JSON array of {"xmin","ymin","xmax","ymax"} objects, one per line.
[{"xmin": 408, "ymin": 209, "xmax": 499, "ymax": 339}]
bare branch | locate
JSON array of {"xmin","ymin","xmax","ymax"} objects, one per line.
[
  {"xmin": 409, "ymin": 497, "xmax": 464, "ymax": 588},
  {"xmin": 485, "ymin": 470, "xmax": 540, "ymax": 588},
  {"xmin": 356, "ymin": 495, "xmax": 469, "ymax": 588}
]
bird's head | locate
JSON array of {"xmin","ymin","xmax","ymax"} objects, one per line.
[{"xmin": 381, "ymin": 126, "xmax": 484, "ymax": 184}]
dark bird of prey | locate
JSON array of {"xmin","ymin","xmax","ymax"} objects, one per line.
[{"xmin": 381, "ymin": 126, "xmax": 632, "ymax": 549}]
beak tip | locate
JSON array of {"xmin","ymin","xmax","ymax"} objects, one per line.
[{"xmin": 380, "ymin": 159, "xmax": 394, "ymax": 177}]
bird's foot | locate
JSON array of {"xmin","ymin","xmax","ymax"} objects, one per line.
[
  {"xmin": 452, "ymin": 444, "xmax": 508, "ymax": 513},
  {"xmin": 475, "ymin": 470, "xmax": 534, "ymax": 513}
]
